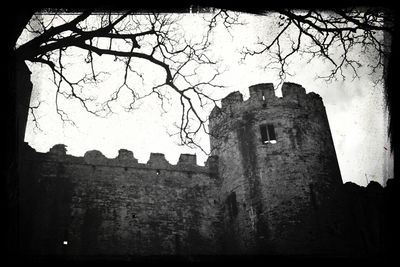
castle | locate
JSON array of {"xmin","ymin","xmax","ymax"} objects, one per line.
[{"xmin": 17, "ymin": 82, "xmax": 384, "ymax": 257}]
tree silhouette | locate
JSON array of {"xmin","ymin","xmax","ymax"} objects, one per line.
[
  {"xmin": 10, "ymin": 7, "xmax": 397, "ymax": 151},
  {"xmin": 5, "ymin": 6, "xmax": 398, "ymax": 259},
  {"xmin": 242, "ymin": 8, "xmax": 394, "ymax": 87},
  {"xmin": 14, "ymin": 8, "xmax": 245, "ymax": 151}
]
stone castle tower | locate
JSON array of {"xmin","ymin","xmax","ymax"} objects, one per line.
[
  {"xmin": 209, "ymin": 82, "xmax": 345, "ymax": 254},
  {"xmin": 18, "ymin": 82, "xmax": 354, "ymax": 257}
]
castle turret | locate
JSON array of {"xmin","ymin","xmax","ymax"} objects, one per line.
[{"xmin": 209, "ymin": 82, "xmax": 344, "ymax": 254}]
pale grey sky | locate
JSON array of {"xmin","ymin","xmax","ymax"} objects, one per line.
[{"xmin": 22, "ymin": 11, "xmax": 393, "ymax": 187}]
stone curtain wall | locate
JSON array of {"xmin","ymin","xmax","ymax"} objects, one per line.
[{"xmin": 19, "ymin": 143, "xmax": 222, "ymax": 256}]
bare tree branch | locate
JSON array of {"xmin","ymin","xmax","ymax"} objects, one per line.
[
  {"xmin": 18, "ymin": 8, "xmax": 392, "ymax": 152},
  {"xmin": 242, "ymin": 8, "xmax": 393, "ymax": 85},
  {"xmin": 17, "ymin": 9, "xmax": 240, "ymax": 151}
]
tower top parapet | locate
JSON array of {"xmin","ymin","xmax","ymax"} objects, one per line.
[{"xmin": 210, "ymin": 82, "xmax": 324, "ymax": 123}]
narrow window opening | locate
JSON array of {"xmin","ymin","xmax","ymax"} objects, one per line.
[
  {"xmin": 260, "ymin": 124, "xmax": 277, "ymax": 144},
  {"xmin": 260, "ymin": 125, "xmax": 268, "ymax": 143},
  {"xmin": 262, "ymin": 91, "xmax": 266, "ymax": 107}
]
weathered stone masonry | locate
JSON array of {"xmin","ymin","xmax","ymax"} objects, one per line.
[
  {"xmin": 20, "ymin": 144, "xmax": 221, "ymax": 256},
  {"xmin": 19, "ymin": 82, "xmax": 366, "ymax": 256},
  {"xmin": 209, "ymin": 83, "xmax": 351, "ymax": 255}
]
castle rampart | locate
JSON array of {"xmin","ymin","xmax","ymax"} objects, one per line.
[
  {"xmin": 18, "ymin": 82, "xmax": 360, "ymax": 257},
  {"xmin": 19, "ymin": 143, "xmax": 222, "ymax": 255}
]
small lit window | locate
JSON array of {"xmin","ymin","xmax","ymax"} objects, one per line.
[
  {"xmin": 156, "ymin": 169, "xmax": 160, "ymax": 175},
  {"xmin": 262, "ymin": 92, "xmax": 267, "ymax": 108},
  {"xmin": 63, "ymin": 229, "xmax": 69, "ymax": 246},
  {"xmin": 260, "ymin": 124, "xmax": 277, "ymax": 144}
]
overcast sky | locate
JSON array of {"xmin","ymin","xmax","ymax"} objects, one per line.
[{"xmin": 22, "ymin": 11, "xmax": 393, "ymax": 187}]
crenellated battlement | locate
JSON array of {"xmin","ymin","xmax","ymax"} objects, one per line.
[
  {"xmin": 207, "ymin": 81, "xmax": 345, "ymax": 255},
  {"xmin": 147, "ymin": 152, "xmax": 170, "ymax": 167},
  {"xmin": 209, "ymin": 82, "xmax": 324, "ymax": 124},
  {"xmin": 19, "ymin": 141, "xmax": 222, "ymax": 255},
  {"xmin": 117, "ymin": 149, "xmax": 139, "ymax": 163},
  {"xmin": 40, "ymin": 143, "xmax": 218, "ymax": 175},
  {"xmin": 49, "ymin": 144, "xmax": 67, "ymax": 155},
  {"xmin": 221, "ymin": 91, "xmax": 243, "ymax": 109},
  {"xmin": 281, "ymin": 82, "xmax": 306, "ymax": 98},
  {"xmin": 19, "ymin": 79, "xmax": 350, "ymax": 256},
  {"xmin": 43, "ymin": 81, "xmax": 323, "ymax": 175},
  {"xmin": 178, "ymin": 153, "xmax": 197, "ymax": 166},
  {"xmin": 249, "ymin": 83, "xmax": 275, "ymax": 101}
]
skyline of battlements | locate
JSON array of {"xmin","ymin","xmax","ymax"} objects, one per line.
[
  {"xmin": 210, "ymin": 82, "xmax": 324, "ymax": 120},
  {"xmin": 25, "ymin": 82, "xmax": 326, "ymax": 170},
  {"xmin": 24, "ymin": 142, "xmax": 219, "ymax": 174}
]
